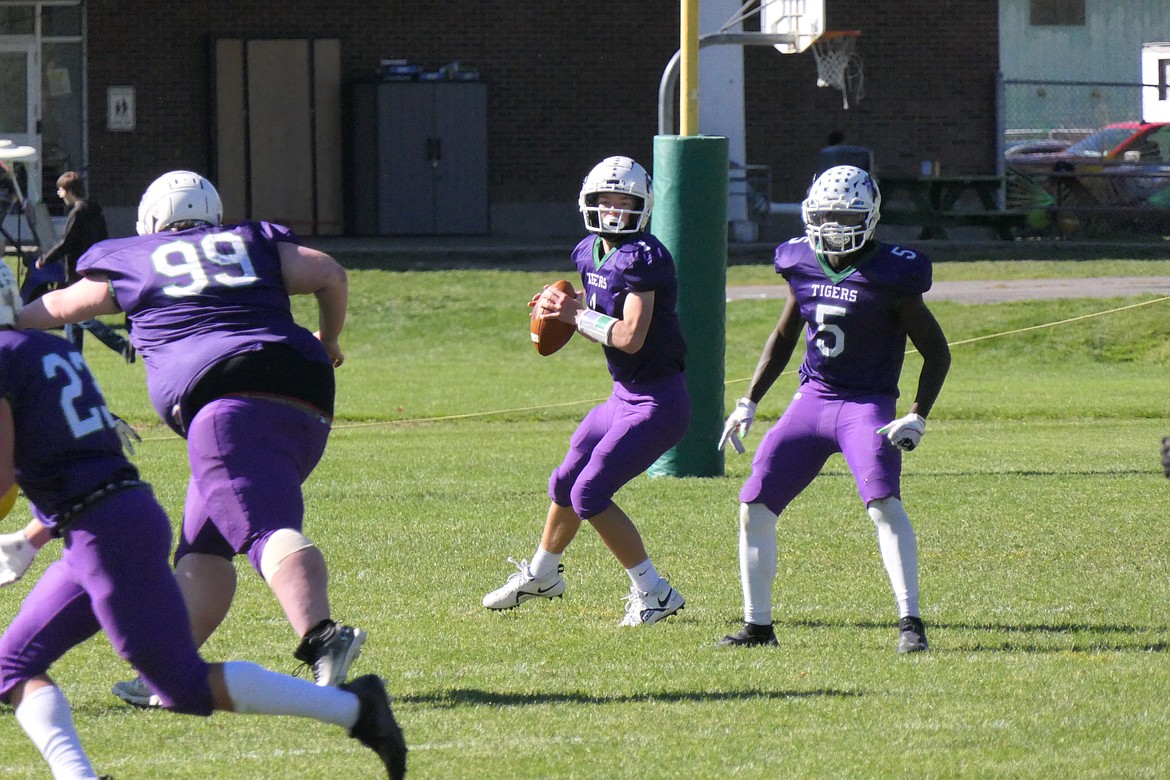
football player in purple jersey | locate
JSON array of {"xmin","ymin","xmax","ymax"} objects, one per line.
[
  {"xmin": 0, "ymin": 264, "xmax": 406, "ymax": 780},
  {"xmin": 17, "ymin": 171, "xmax": 366, "ymax": 705},
  {"xmin": 717, "ymin": 165, "xmax": 951, "ymax": 653},
  {"xmin": 483, "ymin": 156, "xmax": 689, "ymax": 626}
]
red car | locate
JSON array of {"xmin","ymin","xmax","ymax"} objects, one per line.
[
  {"xmin": 1007, "ymin": 122, "xmax": 1170, "ymax": 171},
  {"xmin": 1006, "ymin": 122, "xmax": 1170, "ymax": 209}
]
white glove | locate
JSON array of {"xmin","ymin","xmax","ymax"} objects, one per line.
[
  {"xmin": 112, "ymin": 415, "xmax": 141, "ymax": 456},
  {"xmin": 878, "ymin": 413, "xmax": 926, "ymax": 451},
  {"xmin": 0, "ymin": 531, "xmax": 39, "ymax": 587},
  {"xmin": 718, "ymin": 398, "xmax": 758, "ymax": 454}
]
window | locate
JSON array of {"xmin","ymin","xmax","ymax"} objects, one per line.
[{"xmin": 1030, "ymin": 0, "xmax": 1086, "ymax": 27}]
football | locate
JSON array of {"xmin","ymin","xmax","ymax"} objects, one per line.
[{"xmin": 530, "ymin": 279, "xmax": 577, "ymax": 356}]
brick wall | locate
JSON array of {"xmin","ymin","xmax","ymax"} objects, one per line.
[{"xmin": 84, "ymin": 0, "xmax": 997, "ymax": 229}]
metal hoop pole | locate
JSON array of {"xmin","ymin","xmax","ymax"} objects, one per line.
[{"xmin": 658, "ymin": 32, "xmax": 798, "ymax": 136}]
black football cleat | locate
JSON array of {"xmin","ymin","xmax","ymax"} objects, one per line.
[
  {"xmin": 342, "ymin": 675, "xmax": 407, "ymax": 779},
  {"xmin": 897, "ymin": 616, "xmax": 929, "ymax": 654},
  {"xmin": 717, "ymin": 622, "xmax": 779, "ymax": 647}
]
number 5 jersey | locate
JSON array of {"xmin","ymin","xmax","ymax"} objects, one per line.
[{"xmin": 775, "ymin": 236, "xmax": 933, "ymax": 399}]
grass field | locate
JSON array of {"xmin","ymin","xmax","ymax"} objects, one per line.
[{"xmin": 1, "ymin": 252, "xmax": 1170, "ymax": 778}]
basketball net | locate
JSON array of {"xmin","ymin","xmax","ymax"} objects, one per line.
[{"xmin": 811, "ymin": 31, "xmax": 863, "ymax": 110}]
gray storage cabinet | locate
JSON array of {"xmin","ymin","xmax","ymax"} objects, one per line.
[{"xmin": 351, "ymin": 81, "xmax": 489, "ymax": 235}]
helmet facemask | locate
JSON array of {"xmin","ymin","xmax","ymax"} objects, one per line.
[
  {"xmin": 579, "ymin": 156, "xmax": 653, "ymax": 237},
  {"xmin": 802, "ymin": 165, "xmax": 881, "ymax": 255}
]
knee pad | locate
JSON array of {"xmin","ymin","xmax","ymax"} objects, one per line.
[{"xmin": 258, "ymin": 529, "xmax": 315, "ymax": 582}]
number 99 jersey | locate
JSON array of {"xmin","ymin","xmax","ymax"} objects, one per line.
[
  {"xmin": 775, "ymin": 237, "xmax": 933, "ymax": 398},
  {"xmin": 77, "ymin": 221, "xmax": 330, "ymax": 434}
]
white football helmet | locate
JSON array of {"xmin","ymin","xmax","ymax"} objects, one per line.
[
  {"xmin": 0, "ymin": 263, "xmax": 21, "ymax": 328},
  {"xmin": 802, "ymin": 165, "xmax": 881, "ymax": 254},
  {"xmin": 578, "ymin": 156, "xmax": 653, "ymax": 236},
  {"xmin": 136, "ymin": 170, "xmax": 223, "ymax": 235}
]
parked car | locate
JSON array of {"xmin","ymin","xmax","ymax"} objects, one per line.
[
  {"xmin": 1006, "ymin": 122, "xmax": 1170, "ymax": 172},
  {"xmin": 1004, "ymin": 138, "xmax": 1072, "ymax": 158},
  {"xmin": 1005, "ymin": 122, "xmax": 1170, "ymax": 209}
]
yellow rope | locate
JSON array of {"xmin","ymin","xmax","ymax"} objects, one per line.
[{"xmin": 131, "ymin": 293, "xmax": 1170, "ymax": 437}]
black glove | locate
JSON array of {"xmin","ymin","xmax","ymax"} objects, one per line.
[{"xmin": 1162, "ymin": 437, "xmax": 1170, "ymax": 480}]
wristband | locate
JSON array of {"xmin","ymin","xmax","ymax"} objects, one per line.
[{"xmin": 576, "ymin": 309, "xmax": 617, "ymax": 346}]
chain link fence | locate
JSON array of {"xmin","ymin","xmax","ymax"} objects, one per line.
[{"xmin": 1003, "ymin": 80, "xmax": 1147, "ymax": 143}]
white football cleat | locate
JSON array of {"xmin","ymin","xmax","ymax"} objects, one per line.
[
  {"xmin": 482, "ymin": 557, "xmax": 565, "ymax": 610},
  {"xmin": 620, "ymin": 580, "xmax": 685, "ymax": 626},
  {"xmin": 111, "ymin": 676, "xmax": 161, "ymax": 708}
]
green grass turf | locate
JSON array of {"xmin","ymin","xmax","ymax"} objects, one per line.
[{"xmin": 1, "ymin": 256, "xmax": 1169, "ymax": 777}]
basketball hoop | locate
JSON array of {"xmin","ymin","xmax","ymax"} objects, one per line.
[{"xmin": 811, "ymin": 30, "xmax": 863, "ymax": 110}]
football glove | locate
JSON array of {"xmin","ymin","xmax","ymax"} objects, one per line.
[
  {"xmin": 878, "ymin": 413, "xmax": 926, "ymax": 452},
  {"xmin": 1162, "ymin": 436, "xmax": 1170, "ymax": 479},
  {"xmin": 718, "ymin": 398, "xmax": 757, "ymax": 454},
  {"xmin": 0, "ymin": 530, "xmax": 38, "ymax": 587},
  {"xmin": 112, "ymin": 415, "xmax": 141, "ymax": 456}
]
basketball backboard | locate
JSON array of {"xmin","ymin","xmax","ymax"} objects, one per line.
[{"xmin": 760, "ymin": 0, "xmax": 824, "ymax": 55}]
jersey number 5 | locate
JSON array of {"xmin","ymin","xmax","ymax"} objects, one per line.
[{"xmin": 812, "ymin": 303, "xmax": 846, "ymax": 357}]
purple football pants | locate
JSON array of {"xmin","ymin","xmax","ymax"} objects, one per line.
[
  {"xmin": 176, "ymin": 396, "xmax": 331, "ymax": 574},
  {"xmin": 0, "ymin": 488, "xmax": 214, "ymax": 715},
  {"xmin": 740, "ymin": 382, "xmax": 902, "ymax": 515},
  {"xmin": 550, "ymin": 373, "xmax": 689, "ymax": 519}
]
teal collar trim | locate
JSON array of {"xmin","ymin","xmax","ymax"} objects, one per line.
[
  {"xmin": 592, "ymin": 236, "xmax": 618, "ymax": 270},
  {"xmin": 815, "ymin": 242, "xmax": 877, "ymax": 283}
]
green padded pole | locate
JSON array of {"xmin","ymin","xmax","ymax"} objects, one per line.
[{"xmin": 648, "ymin": 134, "xmax": 729, "ymax": 478}]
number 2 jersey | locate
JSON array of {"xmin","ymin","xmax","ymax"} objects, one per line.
[
  {"xmin": 77, "ymin": 221, "xmax": 331, "ymax": 434},
  {"xmin": 0, "ymin": 329, "xmax": 135, "ymax": 528},
  {"xmin": 775, "ymin": 237, "xmax": 933, "ymax": 398}
]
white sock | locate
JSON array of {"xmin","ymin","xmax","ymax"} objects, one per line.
[
  {"xmin": 14, "ymin": 684, "xmax": 100, "ymax": 780},
  {"xmin": 626, "ymin": 558, "xmax": 663, "ymax": 594},
  {"xmin": 528, "ymin": 547, "xmax": 562, "ymax": 579},
  {"xmin": 222, "ymin": 661, "xmax": 360, "ymax": 730},
  {"xmin": 867, "ymin": 497, "xmax": 920, "ymax": 618},
  {"xmin": 740, "ymin": 503, "xmax": 779, "ymax": 626}
]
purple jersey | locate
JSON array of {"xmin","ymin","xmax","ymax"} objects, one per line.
[
  {"xmin": 570, "ymin": 233, "xmax": 686, "ymax": 384},
  {"xmin": 0, "ymin": 329, "xmax": 135, "ymax": 528},
  {"xmin": 775, "ymin": 237, "xmax": 932, "ymax": 397},
  {"xmin": 77, "ymin": 221, "xmax": 330, "ymax": 433}
]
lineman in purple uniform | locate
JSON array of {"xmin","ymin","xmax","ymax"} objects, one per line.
[
  {"xmin": 717, "ymin": 165, "xmax": 951, "ymax": 653},
  {"xmin": 0, "ymin": 265, "xmax": 406, "ymax": 779},
  {"xmin": 17, "ymin": 171, "xmax": 365, "ymax": 706},
  {"xmin": 482, "ymin": 156, "xmax": 689, "ymax": 626}
]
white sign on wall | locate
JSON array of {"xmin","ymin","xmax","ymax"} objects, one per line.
[
  {"xmin": 107, "ymin": 86, "xmax": 135, "ymax": 131},
  {"xmin": 1142, "ymin": 43, "xmax": 1170, "ymax": 123}
]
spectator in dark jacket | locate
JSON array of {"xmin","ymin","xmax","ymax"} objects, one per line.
[{"xmin": 36, "ymin": 171, "xmax": 134, "ymax": 362}]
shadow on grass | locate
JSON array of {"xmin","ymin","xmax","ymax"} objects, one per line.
[
  {"xmin": 403, "ymin": 687, "xmax": 860, "ymax": 709},
  {"xmin": 779, "ymin": 617, "xmax": 1169, "ymax": 654}
]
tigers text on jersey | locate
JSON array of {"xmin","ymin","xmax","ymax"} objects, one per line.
[
  {"xmin": 0, "ymin": 329, "xmax": 136, "ymax": 527},
  {"xmin": 775, "ymin": 237, "xmax": 932, "ymax": 397},
  {"xmin": 570, "ymin": 233, "xmax": 686, "ymax": 385},
  {"xmin": 77, "ymin": 221, "xmax": 331, "ymax": 433}
]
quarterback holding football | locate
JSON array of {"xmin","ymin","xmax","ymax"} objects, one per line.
[{"xmin": 485, "ymin": 156, "xmax": 689, "ymax": 626}]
